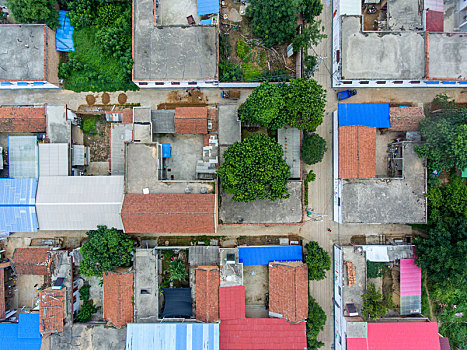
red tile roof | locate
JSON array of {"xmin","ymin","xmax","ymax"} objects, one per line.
[
  {"xmin": 338, "ymin": 126, "xmax": 376, "ymax": 179},
  {"xmin": 39, "ymin": 288, "xmax": 66, "ymax": 334},
  {"xmin": 268, "ymin": 262, "xmax": 308, "ymax": 323},
  {"xmin": 389, "ymin": 107, "xmax": 425, "ymax": 131},
  {"xmin": 121, "ymin": 193, "xmax": 216, "ymax": 234},
  {"xmin": 103, "ymin": 271, "xmax": 134, "ymax": 328},
  {"xmin": 175, "ymin": 107, "xmax": 208, "ymax": 134},
  {"xmin": 219, "ymin": 286, "xmax": 245, "ymax": 320},
  {"xmin": 0, "ymin": 269, "xmax": 4, "ymax": 319},
  {"xmin": 196, "ymin": 266, "xmax": 219, "ymax": 322},
  {"xmin": 218, "ymin": 286, "xmax": 307, "ymax": 349},
  {"xmin": 122, "ymin": 109, "xmax": 133, "ymax": 124},
  {"xmin": 11, "ymin": 248, "xmax": 51, "ymax": 275},
  {"xmin": 347, "ymin": 322, "xmax": 441, "ymax": 350},
  {"xmin": 0, "ymin": 107, "xmax": 46, "ymax": 133}
]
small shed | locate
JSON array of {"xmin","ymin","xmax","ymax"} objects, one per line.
[
  {"xmin": 8, "ymin": 136, "xmax": 38, "ymax": 178},
  {"xmin": 400, "ymin": 258, "xmax": 422, "ymax": 315}
]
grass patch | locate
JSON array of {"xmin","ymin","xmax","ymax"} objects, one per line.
[{"xmin": 60, "ymin": 27, "xmax": 137, "ymax": 92}]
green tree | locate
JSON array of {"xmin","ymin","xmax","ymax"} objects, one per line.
[
  {"xmin": 302, "ymin": 0, "xmax": 323, "ymax": 22},
  {"xmin": 80, "ymin": 226, "xmax": 135, "ymax": 277},
  {"xmin": 238, "ymin": 82, "xmax": 286, "ymax": 129},
  {"xmin": 304, "ymin": 241, "xmax": 331, "ymax": 281},
  {"xmin": 246, "ymin": 0, "xmax": 301, "ymax": 47},
  {"xmin": 415, "ymin": 95, "xmax": 467, "ymax": 172},
  {"xmin": 7, "ymin": 0, "xmax": 59, "ymax": 29},
  {"xmin": 301, "ymin": 133, "xmax": 327, "ymax": 165},
  {"xmin": 168, "ymin": 259, "xmax": 187, "ymax": 282},
  {"xmin": 414, "ymin": 218, "xmax": 467, "ymax": 290},
  {"xmin": 217, "ymin": 134, "xmax": 290, "ymax": 202},
  {"xmin": 75, "ymin": 301, "xmax": 99, "ymax": 322},
  {"xmin": 282, "ymin": 78, "xmax": 326, "ymax": 131},
  {"xmin": 361, "ymin": 284, "xmax": 394, "ymax": 320},
  {"xmin": 307, "ymin": 296, "xmax": 326, "ymax": 349}
]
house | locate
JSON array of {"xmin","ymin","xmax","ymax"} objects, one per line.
[
  {"xmin": 103, "ymin": 270, "xmax": 134, "ymax": 328},
  {"xmin": 0, "ymin": 107, "xmax": 46, "ymax": 133},
  {"xmin": 333, "ymin": 103, "xmax": 427, "ymax": 224},
  {"xmin": 11, "ymin": 247, "xmax": 51, "ymax": 275},
  {"xmin": 196, "ymin": 266, "xmax": 219, "ymax": 322},
  {"xmin": 0, "ymin": 25, "xmax": 59, "ymax": 89},
  {"xmin": 39, "ymin": 288, "xmax": 66, "ymax": 334},
  {"xmin": 332, "ymin": 0, "xmax": 467, "ymax": 87}
]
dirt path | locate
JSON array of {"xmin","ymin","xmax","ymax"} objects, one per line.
[{"xmin": 424, "ymin": 273, "xmax": 437, "ymax": 322}]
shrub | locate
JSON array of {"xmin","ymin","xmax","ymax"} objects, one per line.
[
  {"xmin": 366, "ymin": 261, "xmax": 389, "ymax": 279},
  {"xmin": 66, "ymin": 0, "xmax": 96, "ymax": 29},
  {"xmin": 304, "ymin": 241, "xmax": 331, "ymax": 281},
  {"xmin": 82, "ymin": 118, "xmax": 97, "ymax": 134},
  {"xmin": 168, "ymin": 259, "xmax": 187, "ymax": 282},
  {"xmin": 301, "ymin": 133, "xmax": 327, "ymax": 165},
  {"xmin": 95, "ymin": 2, "xmax": 120, "ymax": 28},
  {"xmin": 307, "ymin": 296, "xmax": 326, "ymax": 349},
  {"xmin": 219, "ymin": 59, "xmax": 243, "ymax": 82},
  {"xmin": 6, "ymin": 0, "xmax": 59, "ymax": 29},
  {"xmin": 75, "ymin": 301, "xmax": 99, "ymax": 323},
  {"xmin": 79, "ymin": 284, "xmax": 91, "ymax": 302},
  {"xmin": 80, "ymin": 226, "xmax": 135, "ymax": 277},
  {"xmin": 217, "ymin": 134, "xmax": 291, "ymax": 202},
  {"xmin": 236, "ymin": 40, "xmax": 250, "ymax": 59}
]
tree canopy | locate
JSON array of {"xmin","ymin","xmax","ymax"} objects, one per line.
[
  {"xmin": 307, "ymin": 296, "xmax": 326, "ymax": 349},
  {"xmin": 80, "ymin": 226, "xmax": 135, "ymax": 277},
  {"xmin": 304, "ymin": 241, "xmax": 331, "ymax": 281},
  {"xmin": 301, "ymin": 133, "xmax": 327, "ymax": 165},
  {"xmin": 168, "ymin": 259, "xmax": 187, "ymax": 282},
  {"xmin": 7, "ymin": 0, "xmax": 59, "ymax": 29},
  {"xmin": 283, "ymin": 78, "xmax": 326, "ymax": 130},
  {"xmin": 238, "ymin": 82, "xmax": 286, "ymax": 129},
  {"xmin": 361, "ymin": 284, "xmax": 393, "ymax": 321},
  {"xmin": 415, "ymin": 95, "xmax": 467, "ymax": 172},
  {"xmin": 217, "ymin": 134, "xmax": 290, "ymax": 202},
  {"xmin": 239, "ymin": 79, "xmax": 326, "ymax": 131}
]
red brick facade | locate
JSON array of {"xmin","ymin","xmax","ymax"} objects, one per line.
[
  {"xmin": 121, "ymin": 193, "xmax": 216, "ymax": 234},
  {"xmin": 196, "ymin": 266, "xmax": 219, "ymax": 322},
  {"xmin": 175, "ymin": 107, "xmax": 208, "ymax": 134},
  {"xmin": 39, "ymin": 288, "xmax": 66, "ymax": 333},
  {"xmin": 11, "ymin": 248, "xmax": 51, "ymax": 275},
  {"xmin": 339, "ymin": 125, "xmax": 376, "ymax": 179},
  {"xmin": 103, "ymin": 271, "xmax": 134, "ymax": 328},
  {"xmin": 268, "ymin": 262, "xmax": 308, "ymax": 323},
  {"xmin": 0, "ymin": 107, "xmax": 46, "ymax": 133}
]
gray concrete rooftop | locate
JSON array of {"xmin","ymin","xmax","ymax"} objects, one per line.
[
  {"xmin": 46, "ymin": 105, "xmax": 71, "ymax": 144},
  {"xmin": 341, "ymin": 17, "xmax": 425, "ymax": 80},
  {"xmin": 342, "ymin": 142, "xmax": 426, "ymax": 224},
  {"xmin": 110, "ymin": 123, "xmax": 133, "ymax": 175},
  {"xmin": 219, "ymin": 181, "xmax": 303, "ymax": 224},
  {"xmin": 387, "ymin": 0, "xmax": 422, "ymax": 31},
  {"xmin": 0, "ymin": 25, "xmax": 45, "ymax": 81},
  {"xmin": 158, "ymin": 0, "xmax": 200, "ymax": 26},
  {"xmin": 134, "ymin": 249, "xmax": 158, "ymax": 323},
  {"xmin": 218, "ymin": 105, "xmax": 241, "ymax": 146},
  {"xmin": 428, "ymin": 33, "xmax": 467, "ymax": 80},
  {"xmin": 278, "ymin": 126, "xmax": 301, "ymax": 179},
  {"xmin": 133, "ymin": 0, "xmax": 217, "ymax": 80},
  {"xmin": 188, "ymin": 246, "xmax": 219, "ymax": 266}
]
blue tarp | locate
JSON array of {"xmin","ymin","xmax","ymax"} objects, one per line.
[
  {"xmin": 0, "ymin": 179, "xmax": 38, "ymax": 233},
  {"xmin": 0, "ymin": 314, "xmax": 41, "ymax": 350},
  {"xmin": 238, "ymin": 246, "xmax": 303, "ymax": 265},
  {"xmin": 56, "ymin": 10, "xmax": 75, "ymax": 52},
  {"xmin": 200, "ymin": 18, "xmax": 213, "ymax": 25},
  {"xmin": 338, "ymin": 103, "xmax": 391, "ymax": 128},
  {"xmin": 197, "ymin": 0, "xmax": 219, "ymax": 15},
  {"xmin": 161, "ymin": 143, "xmax": 171, "ymax": 158},
  {"xmin": 126, "ymin": 323, "xmax": 219, "ymax": 350}
]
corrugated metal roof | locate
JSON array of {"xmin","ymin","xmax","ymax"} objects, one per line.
[
  {"xmin": 39, "ymin": 143, "xmax": 68, "ymax": 176},
  {"xmin": 110, "ymin": 124, "xmax": 133, "ymax": 175},
  {"xmin": 400, "ymin": 259, "xmax": 422, "ymax": 314},
  {"xmin": 0, "ymin": 179, "xmax": 38, "ymax": 232},
  {"xmin": 8, "ymin": 136, "xmax": 38, "ymax": 179},
  {"xmin": 338, "ymin": 103, "xmax": 391, "ymax": 128},
  {"xmin": 126, "ymin": 323, "xmax": 219, "ymax": 350},
  {"xmin": 197, "ymin": 0, "xmax": 219, "ymax": 15},
  {"xmin": 339, "ymin": 0, "xmax": 361, "ymax": 16},
  {"xmin": 238, "ymin": 246, "xmax": 303, "ymax": 265},
  {"xmin": 0, "ymin": 314, "xmax": 41, "ymax": 350},
  {"xmin": 188, "ymin": 246, "xmax": 220, "ymax": 266},
  {"xmin": 35, "ymin": 176, "xmax": 124, "ymax": 230},
  {"xmin": 278, "ymin": 127, "xmax": 301, "ymax": 179}
]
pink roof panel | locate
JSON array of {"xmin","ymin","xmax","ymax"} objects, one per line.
[
  {"xmin": 400, "ymin": 258, "xmax": 421, "ymax": 297},
  {"xmin": 347, "ymin": 338, "xmax": 368, "ymax": 350}
]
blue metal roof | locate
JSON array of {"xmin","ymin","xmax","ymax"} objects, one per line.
[
  {"xmin": 197, "ymin": 0, "xmax": 219, "ymax": 15},
  {"xmin": 126, "ymin": 323, "xmax": 219, "ymax": 350},
  {"xmin": 238, "ymin": 246, "xmax": 303, "ymax": 265},
  {"xmin": 200, "ymin": 18, "xmax": 213, "ymax": 25},
  {"xmin": 0, "ymin": 314, "xmax": 41, "ymax": 350},
  {"xmin": 0, "ymin": 179, "xmax": 38, "ymax": 232},
  {"xmin": 338, "ymin": 103, "xmax": 391, "ymax": 128},
  {"xmin": 8, "ymin": 136, "xmax": 38, "ymax": 179}
]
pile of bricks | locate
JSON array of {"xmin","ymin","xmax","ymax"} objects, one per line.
[{"xmin": 344, "ymin": 261, "xmax": 356, "ymax": 287}]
